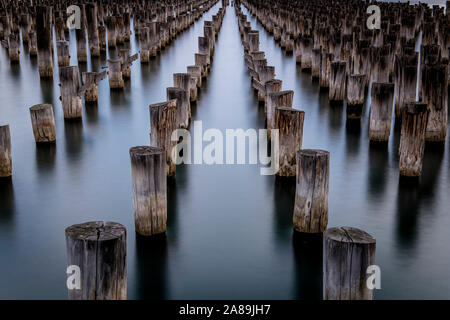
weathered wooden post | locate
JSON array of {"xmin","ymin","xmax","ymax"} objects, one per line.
[
  {"xmin": 7, "ymin": 33, "xmax": 20, "ymax": 62},
  {"xmin": 346, "ymin": 74, "xmax": 365, "ymax": 119},
  {"xmin": 173, "ymin": 73, "xmax": 192, "ymax": 106},
  {"xmin": 36, "ymin": 6, "xmax": 53, "ymax": 77},
  {"xmin": 98, "ymin": 25, "xmax": 107, "ymax": 52},
  {"xmin": 0, "ymin": 125, "xmax": 12, "ymax": 178},
  {"xmin": 82, "ymin": 71, "xmax": 107, "ymax": 103},
  {"xmin": 267, "ymin": 90, "xmax": 294, "ymax": 139},
  {"xmin": 129, "ymin": 146, "xmax": 167, "ymax": 236},
  {"xmin": 107, "ymin": 59, "xmax": 124, "ymax": 89},
  {"xmin": 187, "ymin": 65, "xmax": 202, "ymax": 88},
  {"xmin": 195, "ymin": 53, "xmax": 209, "ymax": 78},
  {"xmin": 319, "ymin": 50, "xmax": 333, "ymax": 88},
  {"xmin": 119, "ymin": 49, "xmax": 131, "ymax": 78},
  {"xmin": 329, "ymin": 61, "xmax": 346, "ymax": 103},
  {"xmin": 369, "ymin": 83, "xmax": 395, "ymax": 142},
  {"xmin": 275, "ymin": 107, "xmax": 305, "ymax": 177},
  {"xmin": 105, "ymin": 16, "xmax": 117, "ymax": 48},
  {"xmin": 150, "ymin": 100, "xmax": 178, "ymax": 177},
  {"xmin": 29, "ymin": 32, "xmax": 38, "ymax": 56},
  {"xmin": 59, "ymin": 66, "xmax": 83, "ymax": 119},
  {"xmin": 311, "ymin": 48, "xmax": 321, "ymax": 80},
  {"xmin": 264, "ymin": 79, "xmax": 282, "ymax": 114},
  {"xmin": 75, "ymin": 5, "xmax": 87, "ymax": 63},
  {"xmin": 399, "ymin": 102, "xmax": 428, "ymax": 177},
  {"xmin": 86, "ymin": 3, "xmax": 100, "ymax": 57},
  {"xmin": 422, "ymin": 64, "xmax": 448, "ymax": 142},
  {"xmin": 293, "ymin": 149, "xmax": 329, "ymax": 233},
  {"xmin": 139, "ymin": 27, "xmax": 150, "ymax": 63},
  {"xmin": 65, "ymin": 221, "xmax": 127, "ymax": 300},
  {"xmin": 198, "ymin": 36, "xmax": 211, "ymax": 67},
  {"xmin": 167, "ymin": 87, "xmax": 190, "ymax": 129},
  {"xmin": 29, "ymin": 104, "xmax": 56, "ymax": 143},
  {"xmin": 55, "ymin": 17, "xmax": 65, "ymax": 41},
  {"xmin": 323, "ymin": 227, "xmax": 376, "ymax": 300},
  {"xmin": 56, "ymin": 41, "xmax": 70, "ymax": 67}
]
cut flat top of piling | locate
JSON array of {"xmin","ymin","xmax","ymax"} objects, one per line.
[
  {"xmin": 30, "ymin": 103, "xmax": 52, "ymax": 111},
  {"xmin": 65, "ymin": 221, "xmax": 126, "ymax": 241},
  {"xmin": 275, "ymin": 106, "xmax": 304, "ymax": 113},
  {"xmin": 130, "ymin": 146, "xmax": 165, "ymax": 156},
  {"xmin": 298, "ymin": 149, "xmax": 330, "ymax": 157},
  {"xmin": 324, "ymin": 227, "xmax": 376, "ymax": 244},
  {"xmin": 404, "ymin": 103, "xmax": 428, "ymax": 114},
  {"xmin": 149, "ymin": 99, "xmax": 177, "ymax": 109}
]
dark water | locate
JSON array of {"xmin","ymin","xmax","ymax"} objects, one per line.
[{"xmin": 1, "ymin": 2, "xmax": 450, "ymax": 299}]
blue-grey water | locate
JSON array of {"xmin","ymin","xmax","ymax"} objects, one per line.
[{"xmin": 1, "ymin": 2, "xmax": 450, "ymax": 299}]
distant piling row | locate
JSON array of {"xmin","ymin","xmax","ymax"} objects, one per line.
[
  {"xmin": 241, "ymin": 0, "xmax": 449, "ymax": 178},
  {"xmin": 235, "ymin": 0, "xmax": 377, "ymax": 300}
]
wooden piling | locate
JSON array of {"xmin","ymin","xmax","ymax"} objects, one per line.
[
  {"xmin": 82, "ymin": 71, "xmax": 107, "ymax": 103},
  {"xmin": 149, "ymin": 100, "xmax": 178, "ymax": 176},
  {"xmin": 107, "ymin": 59, "xmax": 124, "ymax": 89},
  {"xmin": 267, "ymin": 90, "xmax": 294, "ymax": 139},
  {"xmin": 167, "ymin": 87, "xmax": 190, "ymax": 129},
  {"xmin": 323, "ymin": 227, "xmax": 376, "ymax": 300},
  {"xmin": 187, "ymin": 65, "xmax": 202, "ymax": 88},
  {"xmin": 293, "ymin": 149, "xmax": 329, "ymax": 233},
  {"xmin": 346, "ymin": 74, "xmax": 365, "ymax": 119},
  {"xmin": 36, "ymin": 6, "xmax": 53, "ymax": 77},
  {"xmin": 0, "ymin": 125, "xmax": 12, "ymax": 178},
  {"xmin": 369, "ymin": 83, "xmax": 395, "ymax": 142},
  {"xmin": 129, "ymin": 146, "xmax": 167, "ymax": 236},
  {"xmin": 139, "ymin": 27, "xmax": 150, "ymax": 63},
  {"xmin": 399, "ymin": 103, "xmax": 428, "ymax": 177},
  {"xmin": 329, "ymin": 61, "xmax": 346, "ymax": 103},
  {"xmin": 7, "ymin": 33, "xmax": 20, "ymax": 62},
  {"xmin": 86, "ymin": 3, "xmax": 100, "ymax": 57},
  {"xmin": 65, "ymin": 221, "xmax": 127, "ymax": 300},
  {"xmin": 275, "ymin": 107, "xmax": 305, "ymax": 177},
  {"xmin": 29, "ymin": 104, "xmax": 56, "ymax": 143},
  {"xmin": 56, "ymin": 41, "xmax": 70, "ymax": 67},
  {"xmin": 59, "ymin": 66, "xmax": 83, "ymax": 119}
]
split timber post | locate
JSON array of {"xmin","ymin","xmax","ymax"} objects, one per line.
[
  {"xmin": 275, "ymin": 107, "xmax": 305, "ymax": 177},
  {"xmin": 422, "ymin": 64, "xmax": 448, "ymax": 142},
  {"xmin": 346, "ymin": 74, "xmax": 366, "ymax": 119},
  {"xmin": 195, "ymin": 53, "xmax": 209, "ymax": 78},
  {"xmin": 59, "ymin": 66, "xmax": 83, "ymax": 119},
  {"xmin": 267, "ymin": 90, "xmax": 294, "ymax": 140},
  {"xmin": 56, "ymin": 41, "xmax": 70, "ymax": 67},
  {"xmin": 29, "ymin": 104, "xmax": 56, "ymax": 143},
  {"xmin": 82, "ymin": 71, "xmax": 107, "ymax": 103},
  {"xmin": 129, "ymin": 146, "xmax": 167, "ymax": 236},
  {"xmin": 399, "ymin": 103, "xmax": 428, "ymax": 177},
  {"xmin": 36, "ymin": 6, "xmax": 53, "ymax": 78},
  {"xmin": 329, "ymin": 61, "xmax": 346, "ymax": 104},
  {"xmin": 65, "ymin": 221, "xmax": 127, "ymax": 300},
  {"xmin": 293, "ymin": 149, "xmax": 330, "ymax": 233},
  {"xmin": 369, "ymin": 83, "xmax": 395, "ymax": 142},
  {"xmin": 107, "ymin": 59, "xmax": 124, "ymax": 89},
  {"xmin": 0, "ymin": 125, "xmax": 12, "ymax": 178},
  {"xmin": 149, "ymin": 100, "xmax": 178, "ymax": 176},
  {"xmin": 86, "ymin": 3, "xmax": 100, "ymax": 57},
  {"xmin": 323, "ymin": 227, "xmax": 376, "ymax": 300},
  {"xmin": 167, "ymin": 87, "xmax": 190, "ymax": 129}
]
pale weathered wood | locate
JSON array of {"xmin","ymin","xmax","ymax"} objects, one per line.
[
  {"xmin": 275, "ymin": 107, "xmax": 305, "ymax": 177},
  {"xmin": 65, "ymin": 221, "xmax": 127, "ymax": 300},
  {"xmin": 369, "ymin": 83, "xmax": 394, "ymax": 142},
  {"xmin": 107, "ymin": 59, "xmax": 124, "ymax": 89},
  {"xmin": 56, "ymin": 41, "xmax": 70, "ymax": 67},
  {"xmin": 150, "ymin": 100, "xmax": 178, "ymax": 176},
  {"xmin": 346, "ymin": 74, "xmax": 365, "ymax": 119},
  {"xmin": 29, "ymin": 104, "xmax": 56, "ymax": 143},
  {"xmin": 167, "ymin": 87, "xmax": 190, "ymax": 129},
  {"xmin": 0, "ymin": 125, "xmax": 12, "ymax": 177},
  {"xmin": 329, "ymin": 61, "xmax": 346, "ymax": 103},
  {"xmin": 399, "ymin": 103, "xmax": 428, "ymax": 177},
  {"xmin": 129, "ymin": 146, "xmax": 167, "ymax": 236},
  {"xmin": 293, "ymin": 149, "xmax": 329, "ymax": 233},
  {"xmin": 36, "ymin": 6, "xmax": 53, "ymax": 77},
  {"xmin": 59, "ymin": 66, "xmax": 83, "ymax": 119},
  {"xmin": 267, "ymin": 90, "xmax": 294, "ymax": 140},
  {"xmin": 323, "ymin": 227, "xmax": 376, "ymax": 300}
]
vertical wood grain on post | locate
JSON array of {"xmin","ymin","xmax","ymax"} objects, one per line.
[
  {"xmin": 369, "ymin": 83, "xmax": 395, "ymax": 142},
  {"xmin": 107, "ymin": 59, "xmax": 124, "ymax": 89},
  {"xmin": 65, "ymin": 221, "xmax": 127, "ymax": 300},
  {"xmin": 150, "ymin": 100, "xmax": 178, "ymax": 176},
  {"xmin": 329, "ymin": 61, "xmax": 346, "ymax": 103},
  {"xmin": 56, "ymin": 41, "xmax": 70, "ymax": 67},
  {"xmin": 399, "ymin": 103, "xmax": 428, "ymax": 177},
  {"xmin": 129, "ymin": 146, "xmax": 167, "ymax": 236},
  {"xmin": 293, "ymin": 149, "xmax": 329, "ymax": 233},
  {"xmin": 0, "ymin": 125, "xmax": 12, "ymax": 177},
  {"xmin": 29, "ymin": 104, "xmax": 56, "ymax": 143},
  {"xmin": 36, "ymin": 6, "xmax": 53, "ymax": 77},
  {"xmin": 85, "ymin": 3, "xmax": 100, "ymax": 57},
  {"xmin": 323, "ymin": 227, "xmax": 376, "ymax": 300},
  {"xmin": 275, "ymin": 107, "xmax": 305, "ymax": 177},
  {"xmin": 59, "ymin": 66, "xmax": 83, "ymax": 119},
  {"xmin": 346, "ymin": 74, "xmax": 365, "ymax": 119},
  {"xmin": 267, "ymin": 90, "xmax": 294, "ymax": 140},
  {"xmin": 167, "ymin": 87, "xmax": 190, "ymax": 129}
]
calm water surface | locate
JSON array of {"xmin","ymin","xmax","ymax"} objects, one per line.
[{"xmin": 0, "ymin": 2, "xmax": 450, "ymax": 299}]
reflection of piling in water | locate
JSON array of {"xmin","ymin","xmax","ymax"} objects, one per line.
[
  {"xmin": 29, "ymin": 104, "xmax": 56, "ymax": 143},
  {"xmin": 293, "ymin": 150, "xmax": 329, "ymax": 233},
  {"xmin": 0, "ymin": 125, "xmax": 12, "ymax": 178},
  {"xmin": 369, "ymin": 83, "xmax": 395, "ymax": 142},
  {"xmin": 150, "ymin": 100, "xmax": 178, "ymax": 177},
  {"xmin": 130, "ymin": 146, "xmax": 167, "ymax": 237},
  {"xmin": 275, "ymin": 107, "xmax": 305, "ymax": 177},
  {"xmin": 65, "ymin": 221, "xmax": 127, "ymax": 300},
  {"xmin": 399, "ymin": 103, "xmax": 428, "ymax": 177},
  {"xmin": 323, "ymin": 227, "xmax": 376, "ymax": 300}
]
